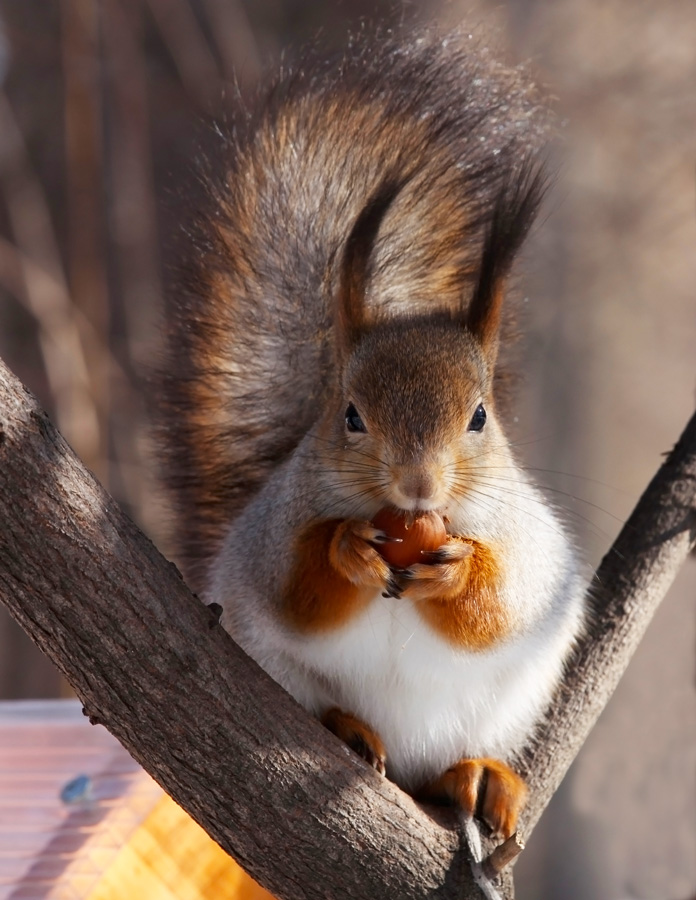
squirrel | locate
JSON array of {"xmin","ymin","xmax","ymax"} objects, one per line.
[{"xmin": 158, "ymin": 31, "xmax": 586, "ymax": 841}]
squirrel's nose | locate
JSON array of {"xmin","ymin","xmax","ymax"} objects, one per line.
[{"xmin": 398, "ymin": 470, "xmax": 437, "ymax": 502}]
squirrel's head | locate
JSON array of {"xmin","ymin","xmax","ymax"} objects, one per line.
[{"xmin": 324, "ymin": 168, "xmax": 545, "ymax": 515}]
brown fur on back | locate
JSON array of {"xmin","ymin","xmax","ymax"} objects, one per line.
[{"xmin": 156, "ymin": 31, "xmax": 549, "ymax": 590}]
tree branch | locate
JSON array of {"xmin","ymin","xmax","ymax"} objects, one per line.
[
  {"xmin": 519, "ymin": 406, "xmax": 696, "ymax": 831},
  {"xmin": 0, "ymin": 355, "xmax": 694, "ymax": 898},
  {"xmin": 0, "ymin": 359, "xmax": 478, "ymax": 898}
]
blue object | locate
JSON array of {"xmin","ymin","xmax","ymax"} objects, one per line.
[{"xmin": 60, "ymin": 773, "xmax": 93, "ymax": 805}]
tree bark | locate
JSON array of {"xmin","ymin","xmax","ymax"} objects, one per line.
[{"xmin": 0, "ymin": 355, "xmax": 694, "ymax": 899}]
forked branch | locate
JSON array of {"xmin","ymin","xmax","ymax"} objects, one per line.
[{"xmin": 0, "ymin": 356, "xmax": 694, "ymax": 900}]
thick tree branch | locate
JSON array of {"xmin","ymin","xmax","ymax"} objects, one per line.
[
  {"xmin": 0, "ymin": 355, "xmax": 694, "ymax": 898},
  {"xmin": 0, "ymin": 359, "xmax": 479, "ymax": 898}
]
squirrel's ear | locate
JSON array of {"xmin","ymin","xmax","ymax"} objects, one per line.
[
  {"xmin": 466, "ymin": 161, "xmax": 547, "ymax": 366},
  {"xmin": 336, "ymin": 177, "xmax": 403, "ymax": 361}
]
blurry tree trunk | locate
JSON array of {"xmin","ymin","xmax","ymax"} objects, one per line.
[{"xmin": 60, "ymin": 0, "xmax": 109, "ymax": 481}]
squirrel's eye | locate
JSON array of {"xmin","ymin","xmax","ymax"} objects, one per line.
[
  {"xmin": 345, "ymin": 403, "xmax": 367, "ymax": 433},
  {"xmin": 468, "ymin": 403, "xmax": 486, "ymax": 432}
]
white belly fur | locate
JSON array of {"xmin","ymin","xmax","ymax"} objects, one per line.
[{"xmin": 245, "ymin": 588, "xmax": 574, "ymax": 793}]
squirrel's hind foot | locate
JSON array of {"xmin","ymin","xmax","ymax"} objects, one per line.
[
  {"xmin": 417, "ymin": 757, "xmax": 527, "ymax": 840},
  {"xmin": 322, "ymin": 707, "xmax": 387, "ymax": 776}
]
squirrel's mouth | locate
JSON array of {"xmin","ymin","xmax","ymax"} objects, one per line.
[
  {"xmin": 382, "ymin": 505, "xmax": 450, "ymax": 529},
  {"xmin": 385, "ymin": 485, "xmax": 448, "ymax": 516},
  {"xmin": 385, "ymin": 495, "xmax": 448, "ymax": 517}
]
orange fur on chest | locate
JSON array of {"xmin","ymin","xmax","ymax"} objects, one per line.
[
  {"xmin": 281, "ymin": 520, "xmax": 373, "ymax": 633},
  {"xmin": 414, "ymin": 539, "xmax": 511, "ymax": 650}
]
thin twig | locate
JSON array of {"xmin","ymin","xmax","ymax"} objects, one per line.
[{"xmin": 481, "ymin": 833, "xmax": 525, "ymax": 880}]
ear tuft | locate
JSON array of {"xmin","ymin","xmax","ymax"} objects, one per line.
[
  {"xmin": 336, "ymin": 176, "xmax": 405, "ymax": 359},
  {"xmin": 466, "ymin": 160, "xmax": 549, "ymax": 363}
]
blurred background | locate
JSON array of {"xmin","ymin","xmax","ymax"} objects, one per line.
[{"xmin": 0, "ymin": 1, "xmax": 693, "ymax": 898}]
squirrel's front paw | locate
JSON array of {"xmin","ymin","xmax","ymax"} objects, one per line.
[
  {"xmin": 329, "ymin": 519, "xmax": 398, "ymax": 594},
  {"xmin": 418, "ymin": 757, "xmax": 527, "ymax": 840},
  {"xmin": 322, "ymin": 707, "xmax": 387, "ymax": 775},
  {"xmin": 396, "ymin": 537, "xmax": 474, "ymax": 602}
]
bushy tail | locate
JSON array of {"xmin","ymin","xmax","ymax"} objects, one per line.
[{"xmin": 155, "ymin": 29, "xmax": 549, "ymax": 590}]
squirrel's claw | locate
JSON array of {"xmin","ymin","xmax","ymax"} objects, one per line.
[
  {"xmin": 372, "ymin": 531, "xmax": 404, "ymax": 545},
  {"xmin": 382, "ymin": 575, "xmax": 404, "ymax": 599}
]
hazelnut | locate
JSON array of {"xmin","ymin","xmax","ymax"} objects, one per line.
[{"xmin": 372, "ymin": 507, "xmax": 447, "ymax": 568}]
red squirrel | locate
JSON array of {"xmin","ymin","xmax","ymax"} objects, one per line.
[{"xmin": 158, "ymin": 31, "xmax": 585, "ymax": 840}]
